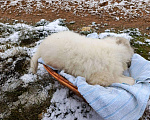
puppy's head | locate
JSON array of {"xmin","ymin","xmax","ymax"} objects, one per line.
[{"xmin": 116, "ymin": 37, "xmax": 134, "ymax": 55}]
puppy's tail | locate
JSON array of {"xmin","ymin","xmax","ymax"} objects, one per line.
[{"xmin": 30, "ymin": 48, "xmax": 41, "ymax": 74}]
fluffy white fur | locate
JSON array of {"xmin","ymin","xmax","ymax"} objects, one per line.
[{"xmin": 30, "ymin": 31, "xmax": 134, "ymax": 86}]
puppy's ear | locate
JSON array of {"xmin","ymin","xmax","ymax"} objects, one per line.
[
  {"xmin": 116, "ymin": 39, "xmax": 122, "ymax": 45},
  {"xmin": 116, "ymin": 37, "xmax": 129, "ymax": 46},
  {"xmin": 116, "ymin": 37, "xmax": 132, "ymax": 48}
]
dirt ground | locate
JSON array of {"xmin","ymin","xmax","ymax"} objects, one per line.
[{"xmin": 0, "ymin": 1, "xmax": 150, "ymax": 34}]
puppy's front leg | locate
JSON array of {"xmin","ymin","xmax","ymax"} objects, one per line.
[{"xmin": 118, "ymin": 76, "xmax": 135, "ymax": 85}]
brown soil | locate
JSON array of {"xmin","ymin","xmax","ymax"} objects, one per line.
[{"xmin": 0, "ymin": 1, "xmax": 150, "ymax": 34}]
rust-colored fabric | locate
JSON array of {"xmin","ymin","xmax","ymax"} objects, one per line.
[{"xmin": 43, "ymin": 65, "xmax": 84, "ymax": 99}]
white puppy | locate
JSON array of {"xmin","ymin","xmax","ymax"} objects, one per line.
[{"xmin": 30, "ymin": 31, "xmax": 134, "ymax": 86}]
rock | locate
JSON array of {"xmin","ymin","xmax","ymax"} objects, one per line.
[
  {"xmin": 81, "ymin": 27, "xmax": 91, "ymax": 31},
  {"xmin": 69, "ymin": 21, "xmax": 75, "ymax": 24},
  {"xmin": 146, "ymin": 27, "xmax": 150, "ymax": 30}
]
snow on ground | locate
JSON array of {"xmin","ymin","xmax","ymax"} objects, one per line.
[
  {"xmin": 0, "ymin": 19, "xmax": 150, "ymax": 119},
  {"xmin": 0, "ymin": 0, "xmax": 150, "ymax": 20},
  {"xmin": 0, "ymin": 19, "xmax": 69, "ymax": 119},
  {"xmin": 145, "ymin": 39, "xmax": 150, "ymax": 45},
  {"xmin": 42, "ymin": 88, "xmax": 100, "ymax": 120}
]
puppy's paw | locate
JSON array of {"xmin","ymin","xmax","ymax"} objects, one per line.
[
  {"xmin": 118, "ymin": 76, "xmax": 135, "ymax": 85},
  {"xmin": 125, "ymin": 77, "xmax": 135, "ymax": 85}
]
